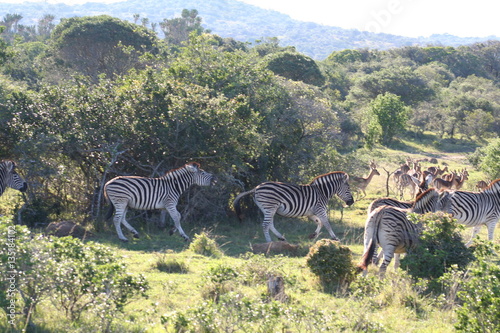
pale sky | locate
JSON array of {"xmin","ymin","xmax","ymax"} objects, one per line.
[{"xmin": 2, "ymin": 0, "xmax": 499, "ymax": 38}]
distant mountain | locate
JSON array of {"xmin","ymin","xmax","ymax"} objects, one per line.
[{"xmin": 2, "ymin": 0, "xmax": 499, "ymax": 59}]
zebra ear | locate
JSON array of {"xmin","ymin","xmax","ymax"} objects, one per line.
[
  {"xmin": 5, "ymin": 161, "xmax": 14, "ymax": 172},
  {"xmin": 186, "ymin": 163, "xmax": 199, "ymax": 172}
]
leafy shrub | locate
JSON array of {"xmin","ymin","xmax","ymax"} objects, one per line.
[
  {"xmin": 188, "ymin": 232, "xmax": 223, "ymax": 258},
  {"xmin": 238, "ymin": 253, "xmax": 286, "ymax": 286},
  {"xmin": 306, "ymin": 239, "xmax": 357, "ymax": 289},
  {"xmin": 0, "ymin": 219, "xmax": 149, "ymax": 331},
  {"xmin": 201, "ymin": 264, "xmax": 239, "ymax": 302},
  {"xmin": 400, "ymin": 213, "xmax": 475, "ymax": 282},
  {"xmin": 153, "ymin": 254, "xmax": 188, "ymax": 273},
  {"xmin": 455, "ymin": 241, "xmax": 500, "ymax": 332}
]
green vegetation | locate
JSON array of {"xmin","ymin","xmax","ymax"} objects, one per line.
[
  {"xmin": 306, "ymin": 239, "xmax": 358, "ymax": 290},
  {"xmin": 0, "ymin": 7, "xmax": 499, "ymax": 333}
]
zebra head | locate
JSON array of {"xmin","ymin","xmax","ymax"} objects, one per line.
[
  {"xmin": 185, "ymin": 162, "xmax": 217, "ymax": 187},
  {"xmin": 2, "ymin": 161, "xmax": 28, "ymax": 193},
  {"xmin": 313, "ymin": 172, "xmax": 354, "ymax": 207},
  {"xmin": 437, "ymin": 190, "xmax": 453, "ymax": 214},
  {"xmin": 338, "ymin": 173, "xmax": 355, "ymax": 206}
]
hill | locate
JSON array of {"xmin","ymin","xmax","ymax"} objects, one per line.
[{"xmin": 2, "ymin": 0, "xmax": 499, "ymax": 59}]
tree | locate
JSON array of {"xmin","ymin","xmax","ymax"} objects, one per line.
[
  {"xmin": 160, "ymin": 9, "xmax": 208, "ymax": 46},
  {"xmin": 469, "ymin": 139, "xmax": 500, "ymax": 180},
  {"xmin": 349, "ymin": 66, "xmax": 433, "ymax": 106},
  {"xmin": 264, "ymin": 50, "xmax": 325, "ymax": 86},
  {"xmin": 49, "ymin": 15, "xmax": 158, "ymax": 82},
  {"xmin": 365, "ymin": 92, "xmax": 410, "ymax": 146}
]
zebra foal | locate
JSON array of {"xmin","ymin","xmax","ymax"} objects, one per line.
[
  {"xmin": 233, "ymin": 171, "xmax": 354, "ymax": 243},
  {"xmin": 359, "ymin": 189, "xmax": 443, "ymax": 275},
  {"xmin": 440, "ymin": 179, "xmax": 500, "ymax": 246},
  {"xmin": 0, "ymin": 160, "xmax": 28, "ymax": 196},
  {"xmin": 104, "ymin": 162, "xmax": 216, "ymax": 242}
]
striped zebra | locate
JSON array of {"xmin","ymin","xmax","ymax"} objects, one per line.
[
  {"xmin": 0, "ymin": 160, "xmax": 27, "ymax": 196},
  {"xmin": 368, "ymin": 197, "xmax": 413, "ymax": 213},
  {"xmin": 104, "ymin": 162, "xmax": 216, "ymax": 242},
  {"xmin": 440, "ymin": 179, "xmax": 500, "ymax": 247},
  {"xmin": 233, "ymin": 171, "xmax": 354, "ymax": 243},
  {"xmin": 359, "ymin": 188, "xmax": 443, "ymax": 275}
]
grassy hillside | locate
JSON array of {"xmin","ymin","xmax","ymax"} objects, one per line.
[{"xmin": 2, "ymin": 135, "xmax": 495, "ymax": 332}]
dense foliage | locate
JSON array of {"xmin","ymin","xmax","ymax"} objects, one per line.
[
  {"xmin": 306, "ymin": 239, "xmax": 357, "ymax": 289},
  {"xmin": 0, "ymin": 218, "xmax": 148, "ymax": 330},
  {"xmin": 1, "ymin": 12, "xmax": 499, "ymax": 227},
  {"xmin": 400, "ymin": 213, "xmax": 475, "ymax": 281}
]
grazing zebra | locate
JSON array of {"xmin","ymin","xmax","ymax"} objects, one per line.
[
  {"xmin": 104, "ymin": 162, "xmax": 216, "ymax": 242},
  {"xmin": 440, "ymin": 179, "xmax": 500, "ymax": 247},
  {"xmin": 0, "ymin": 160, "xmax": 28, "ymax": 196},
  {"xmin": 233, "ymin": 171, "xmax": 354, "ymax": 243},
  {"xmin": 359, "ymin": 188, "xmax": 443, "ymax": 275}
]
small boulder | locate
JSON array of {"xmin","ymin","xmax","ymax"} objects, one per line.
[{"xmin": 46, "ymin": 221, "xmax": 93, "ymax": 239}]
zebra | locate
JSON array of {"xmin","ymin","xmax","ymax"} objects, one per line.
[
  {"xmin": 440, "ymin": 179, "xmax": 500, "ymax": 247},
  {"xmin": 0, "ymin": 160, "xmax": 28, "ymax": 196},
  {"xmin": 233, "ymin": 171, "xmax": 354, "ymax": 243},
  {"xmin": 104, "ymin": 162, "xmax": 217, "ymax": 242},
  {"xmin": 359, "ymin": 188, "xmax": 443, "ymax": 275},
  {"xmin": 368, "ymin": 197, "xmax": 413, "ymax": 213}
]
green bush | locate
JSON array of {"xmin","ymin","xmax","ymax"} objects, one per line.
[
  {"xmin": 0, "ymin": 218, "xmax": 149, "ymax": 331},
  {"xmin": 306, "ymin": 239, "xmax": 357, "ymax": 290},
  {"xmin": 201, "ymin": 264, "xmax": 239, "ymax": 302},
  {"xmin": 153, "ymin": 254, "xmax": 188, "ymax": 274},
  {"xmin": 455, "ymin": 241, "xmax": 500, "ymax": 332},
  {"xmin": 188, "ymin": 232, "xmax": 223, "ymax": 258},
  {"xmin": 400, "ymin": 213, "xmax": 475, "ymax": 282}
]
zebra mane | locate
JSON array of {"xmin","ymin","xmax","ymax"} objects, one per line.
[
  {"xmin": 413, "ymin": 188, "xmax": 437, "ymax": 205},
  {"xmin": 164, "ymin": 162, "xmax": 201, "ymax": 177},
  {"xmin": 309, "ymin": 171, "xmax": 347, "ymax": 185},
  {"xmin": 483, "ymin": 178, "xmax": 500, "ymax": 193}
]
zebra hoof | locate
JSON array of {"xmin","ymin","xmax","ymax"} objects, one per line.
[
  {"xmin": 278, "ymin": 237, "xmax": 286, "ymax": 241},
  {"xmin": 308, "ymin": 232, "xmax": 317, "ymax": 239},
  {"xmin": 120, "ymin": 238, "xmax": 129, "ymax": 242},
  {"xmin": 133, "ymin": 233, "xmax": 140, "ymax": 239}
]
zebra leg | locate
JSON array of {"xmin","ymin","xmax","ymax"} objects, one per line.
[
  {"xmin": 393, "ymin": 253, "xmax": 401, "ymax": 270},
  {"xmin": 167, "ymin": 207, "xmax": 189, "ymax": 241},
  {"xmin": 373, "ymin": 249, "xmax": 383, "ymax": 265},
  {"xmin": 317, "ymin": 215, "xmax": 339, "ymax": 241},
  {"xmin": 308, "ymin": 216, "xmax": 323, "ymax": 239},
  {"xmin": 112, "ymin": 205, "xmax": 133, "ymax": 242},
  {"xmin": 465, "ymin": 226, "xmax": 482, "ymax": 247},
  {"xmin": 262, "ymin": 210, "xmax": 284, "ymax": 242},
  {"xmin": 486, "ymin": 221, "xmax": 497, "ymax": 242},
  {"xmin": 379, "ymin": 246, "xmax": 395, "ymax": 276},
  {"xmin": 121, "ymin": 218, "xmax": 140, "ymax": 239}
]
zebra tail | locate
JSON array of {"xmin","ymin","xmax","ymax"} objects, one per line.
[
  {"xmin": 358, "ymin": 238, "xmax": 377, "ymax": 271},
  {"xmin": 105, "ymin": 202, "xmax": 115, "ymax": 220},
  {"xmin": 357, "ymin": 208, "xmax": 382, "ymax": 271},
  {"xmin": 233, "ymin": 189, "xmax": 256, "ymax": 222}
]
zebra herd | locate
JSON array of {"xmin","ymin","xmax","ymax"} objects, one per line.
[{"xmin": 2, "ymin": 159, "xmax": 500, "ymax": 277}]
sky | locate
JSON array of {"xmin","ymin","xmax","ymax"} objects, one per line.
[{"xmin": 2, "ymin": 0, "xmax": 499, "ymax": 38}]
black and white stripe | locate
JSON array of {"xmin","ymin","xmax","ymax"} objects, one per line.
[
  {"xmin": 233, "ymin": 171, "xmax": 354, "ymax": 242},
  {"xmin": 441, "ymin": 179, "xmax": 500, "ymax": 246},
  {"xmin": 104, "ymin": 162, "xmax": 216, "ymax": 242},
  {"xmin": 0, "ymin": 160, "xmax": 27, "ymax": 196},
  {"xmin": 359, "ymin": 189, "xmax": 443, "ymax": 275}
]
